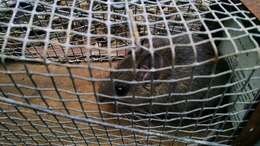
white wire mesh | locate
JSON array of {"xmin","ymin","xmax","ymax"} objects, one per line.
[{"xmin": 0, "ymin": 0, "xmax": 260, "ymax": 145}]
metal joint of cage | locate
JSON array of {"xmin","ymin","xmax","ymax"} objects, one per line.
[{"xmin": 127, "ymin": 9, "xmax": 142, "ymax": 53}]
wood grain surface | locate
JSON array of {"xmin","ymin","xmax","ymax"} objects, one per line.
[{"xmin": 241, "ymin": 0, "xmax": 260, "ymax": 19}]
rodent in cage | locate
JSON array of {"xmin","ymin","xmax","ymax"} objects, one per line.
[{"xmin": 98, "ymin": 34, "xmax": 230, "ymax": 126}]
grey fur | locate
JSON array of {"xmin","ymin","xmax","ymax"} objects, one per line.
[{"xmin": 98, "ymin": 35, "xmax": 229, "ymax": 126}]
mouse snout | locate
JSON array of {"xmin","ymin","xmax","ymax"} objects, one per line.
[{"xmin": 97, "ymin": 95, "xmax": 111, "ymax": 102}]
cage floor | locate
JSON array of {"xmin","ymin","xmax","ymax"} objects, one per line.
[{"xmin": 1, "ymin": 61, "xmax": 205, "ymax": 145}]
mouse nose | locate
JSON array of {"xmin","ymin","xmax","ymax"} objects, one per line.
[{"xmin": 97, "ymin": 95, "xmax": 112, "ymax": 103}]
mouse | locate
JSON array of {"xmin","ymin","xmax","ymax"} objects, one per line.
[{"xmin": 98, "ymin": 34, "xmax": 229, "ymax": 128}]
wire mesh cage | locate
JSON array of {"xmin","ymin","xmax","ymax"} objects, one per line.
[{"xmin": 0, "ymin": 0, "xmax": 260, "ymax": 145}]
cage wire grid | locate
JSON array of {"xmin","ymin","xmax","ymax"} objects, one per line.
[{"xmin": 0, "ymin": 0, "xmax": 260, "ymax": 145}]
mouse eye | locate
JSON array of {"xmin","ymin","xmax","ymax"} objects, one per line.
[{"xmin": 114, "ymin": 83, "xmax": 129, "ymax": 96}]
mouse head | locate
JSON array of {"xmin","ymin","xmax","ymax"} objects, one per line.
[{"xmin": 98, "ymin": 38, "xmax": 173, "ymax": 104}]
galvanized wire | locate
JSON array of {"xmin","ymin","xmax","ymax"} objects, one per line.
[{"xmin": 0, "ymin": 0, "xmax": 260, "ymax": 145}]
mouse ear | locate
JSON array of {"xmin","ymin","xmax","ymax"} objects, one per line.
[{"xmin": 136, "ymin": 52, "xmax": 164, "ymax": 81}]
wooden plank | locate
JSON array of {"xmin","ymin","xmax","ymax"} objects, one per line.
[{"xmin": 241, "ymin": 0, "xmax": 260, "ymax": 19}]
